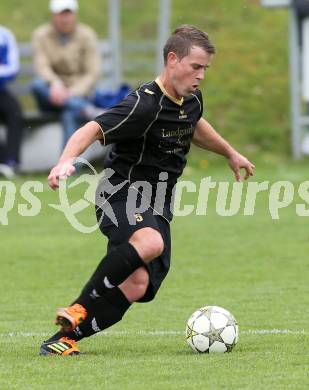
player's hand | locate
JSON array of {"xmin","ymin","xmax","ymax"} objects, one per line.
[
  {"xmin": 48, "ymin": 159, "xmax": 76, "ymax": 190},
  {"xmin": 228, "ymin": 152, "xmax": 255, "ymax": 182},
  {"xmin": 49, "ymin": 83, "xmax": 70, "ymax": 106}
]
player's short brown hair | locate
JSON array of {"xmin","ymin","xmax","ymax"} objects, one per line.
[{"xmin": 163, "ymin": 25, "xmax": 215, "ymax": 65}]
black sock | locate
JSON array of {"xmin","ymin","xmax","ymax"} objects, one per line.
[
  {"xmin": 72, "ymin": 287, "xmax": 131, "ymax": 340},
  {"xmin": 45, "ymin": 288, "xmax": 131, "ymax": 343},
  {"xmin": 75, "ymin": 242, "xmax": 144, "ymax": 310},
  {"xmin": 45, "ymin": 330, "xmax": 76, "ymax": 343}
]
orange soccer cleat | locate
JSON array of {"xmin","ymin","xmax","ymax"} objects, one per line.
[
  {"xmin": 40, "ymin": 337, "xmax": 81, "ymax": 356},
  {"xmin": 55, "ymin": 303, "xmax": 87, "ymax": 332}
]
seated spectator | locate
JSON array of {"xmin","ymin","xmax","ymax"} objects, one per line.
[
  {"xmin": 31, "ymin": 0, "xmax": 101, "ymax": 147},
  {"xmin": 0, "ymin": 25, "xmax": 23, "ymax": 178}
]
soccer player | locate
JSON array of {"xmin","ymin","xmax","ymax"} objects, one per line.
[{"xmin": 40, "ymin": 25, "xmax": 254, "ymax": 356}]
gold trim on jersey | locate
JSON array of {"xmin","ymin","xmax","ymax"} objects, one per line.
[
  {"xmin": 104, "ymin": 91, "xmax": 141, "ymax": 135},
  {"xmin": 155, "ymin": 77, "xmax": 184, "ymax": 106},
  {"xmin": 191, "ymin": 93, "xmax": 202, "ymax": 114}
]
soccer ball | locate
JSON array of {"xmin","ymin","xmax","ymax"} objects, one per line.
[{"xmin": 186, "ymin": 305, "xmax": 238, "ymax": 353}]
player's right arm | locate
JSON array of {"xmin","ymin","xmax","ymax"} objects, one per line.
[{"xmin": 48, "ymin": 121, "xmax": 103, "ymax": 189}]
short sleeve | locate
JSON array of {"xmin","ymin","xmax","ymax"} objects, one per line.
[{"xmin": 95, "ymin": 90, "xmax": 156, "ymax": 145}]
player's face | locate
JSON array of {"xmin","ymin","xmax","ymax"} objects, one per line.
[
  {"xmin": 52, "ymin": 10, "xmax": 76, "ymax": 35},
  {"xmin": 170, "ymin": 46, "xmax": 212, "ymax": 98}
]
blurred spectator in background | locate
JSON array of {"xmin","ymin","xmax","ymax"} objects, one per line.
[
  {"xmin": 31, "ymin": 0, "xmax": 101, "ymax": 148},
  {"xmin": 0, "ymin": 25, "xmax": 23, "ymax": 178}
]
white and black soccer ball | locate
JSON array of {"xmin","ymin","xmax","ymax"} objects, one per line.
[{"xmin": 186, "ymin": 305, "xmax": 238, "ymax": 353}]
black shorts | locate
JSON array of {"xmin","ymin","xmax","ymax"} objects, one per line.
[{"xmin": 96, "ymin": 201, "xmax": 171, "ymax": 302}]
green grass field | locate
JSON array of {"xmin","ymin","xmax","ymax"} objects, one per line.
[
  {"xmin": 0, "ymin": 1, "xmax": 308, "ymax": 388},
  {"xmin": 1, "ymin": 160, "xmax": 309, "ymax": 389}
]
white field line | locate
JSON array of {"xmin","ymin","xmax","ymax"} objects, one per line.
[{"xmin": 0, "ymin": 329, "xmax": 309, "ymax": 338}]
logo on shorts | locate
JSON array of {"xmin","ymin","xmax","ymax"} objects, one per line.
[
  {"xmin": 134, "ymin": 213, "xmax": 143, "ymax": 222},
  {"xmin": 91, "ymin": 318, "xmax": 101, "ymax": 333}
]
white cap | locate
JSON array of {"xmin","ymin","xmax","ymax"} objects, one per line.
[{"xmin": 49, "ymin": 0, "xmax": 78, "ymax": 13}]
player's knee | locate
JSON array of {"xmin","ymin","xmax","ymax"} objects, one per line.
[
  {"xmin": 129, "ymin": 227, "xmax": 164, "ymax": 261},
  {"xmin": 132, "ymin": 280, "xmax": 148, "ymax": 301},
  {"xmin": 120, "ymin": 268, "xmax": 149, "ymax": 302},
  {"xmin": 145, "ymin": 230, "xmax": 164, "ymax": 258}
]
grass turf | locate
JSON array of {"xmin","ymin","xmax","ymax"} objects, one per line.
[{"xmin": 1, "ymin": 161, "xmax": 309, "ymax": 389}]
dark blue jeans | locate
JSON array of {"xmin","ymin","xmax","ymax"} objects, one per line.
[
  {"xmin": 31, "ymin": 78, "xmax": 90, "ymax": 147},
  {"xmin": 0, "ymin": 90, "xmax": 23, "ymax": 165}
]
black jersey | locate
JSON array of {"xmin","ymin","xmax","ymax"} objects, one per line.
[{"xmin": 95, "ymin": 78, "xmax": 203, "ymax": 220}]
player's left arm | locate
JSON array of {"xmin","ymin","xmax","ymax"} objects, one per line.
[{"xmin": 193, "ymin": 117, "xmax": 255, "ymax": 181}]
